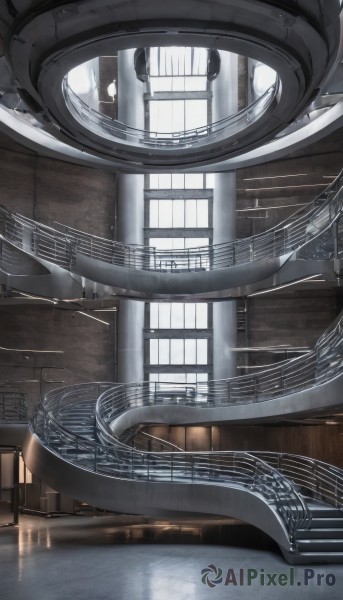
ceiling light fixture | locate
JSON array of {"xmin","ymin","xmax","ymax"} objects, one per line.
[
  {"xmin": 243, "ymin": 173, "xmax": 308, "ymax": 181},
  {"xmin": 77, "ymin": 311, "xmax": 110, "ymax": 326},
  {"xmin": 248, "ymin": 274, "xmax": 323, "ymax": 296}
]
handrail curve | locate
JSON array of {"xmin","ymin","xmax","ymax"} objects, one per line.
[
  {"xmin": 0, "ymin": 169, "xmax": 342, "ymax": 277},
  {"xmin": 63, "ymin": 80, "xmax": 279, "ymax": 150},
  {"xmin": 31, "ymin": 383, "xmax": 310, "ymax": 548}
]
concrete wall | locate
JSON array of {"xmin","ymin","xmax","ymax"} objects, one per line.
[
  {"xmin": 236, "ymin": 128, "xmax": 343, "ymax": 239},
  {"xmin": 0, "ymin": 134, "xmax": 116, "ymax": 237},
  {"xmin": 0, "ymin": 131, "xmax": 117, "ymax": 413}
]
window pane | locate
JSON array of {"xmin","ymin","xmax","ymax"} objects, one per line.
[
  {"xmin": 150, "ymin": 339, "xmax": 159, "ymax": 364},
  {"xmin": 159, "ymin": 339, "xmax": 170, "ymax": 364},
  {"xmin": 172, "ymin": 77, "xmax": 185, "ymax": 92},
  {"xmin": 185, "ymin": 200, "xmax": 197, "ymax": 227},
  {"xmin": 149, "ymin": 372, "xmax": 209, "ymax": 384},
  {"xmin": 197, "ymin": 200, "xmax": 208, "ymax": 227},
  {"xmin": 185, "ymin": 339, "xmax": 196, "ymax": 363},
  {"xmin": 184, "ymin": 76, "xmax": 207, "ymax": 91},
  {"xmin": 149, "ymin": 174, "xmax": 159, "ymax": 189},
  {"xmin": 197, "ymin": 339, "xmax": 208, "ymax": 364},
  {"xmin": 172, "ymin": 100, "xmax": 185, "ymax": 132},
  {"xmin": 172, "ymin": 238, "xmax": 185, "ymax": 250},
  {"xmin": 206, "ymin": 173, "xmax": 215, "ymax": 188},
  {"xmin": 171, "ymin": 303, "xmax": 184, "ymax": 328},
  {"xmin": 172, "ymin": 174, "xmax": 184, "ymax": 189},
  {"xmin": 169, "ymin": 373, "xmax": 186, "ymax": 383},
  {"xmin": 149, "ymin": 238, "xmax": 169, "ymax": 250},
  {"xmin": 196, "ymin": 304, "xmax": 208, "ymax": 328},
  {"xmin": 197, "ymin": 373, "xmax": 208, "ymax": 382},
  {"xmin": 185, "ymin": 99, "xmax": 207, "ymax": 130},
  {"xmin": 171, "ymin": 339, "xmax": 184, "ymax": 364},
  {"xmin": 173, "ymin": 200, "xmax": 184, "ymax": 227},
  {"xmin": 159, "ymin": 174, "xmax": 172, "ymax": 189},
  {"xmin": 184, "ymin": 304, "xmax": 196, "ymax": 328},
  {"xmin": 149, "ymin": 200, "xmax": 159, "ymax": 228},
  {"xmin": 185, "ymin": 174, "xmax": 204, "ymax": 189},
  {"xmin": 150, "ymin": 304, "xmax": 159, "ymax": 329},
  {"xmin": 159, "ymin": 200, "xmax": 172, "ymax": 228},
  {"xmin": 159, "ymin": 303, "xmax": 171, "ymax": 328},
  {"xmin": 185, "ymin": 238, "xmax": 208, "ymax": 248}
]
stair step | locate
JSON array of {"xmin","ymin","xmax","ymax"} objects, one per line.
[
  {"xmin": 297, "ymin": 539, "xmax": 343, "ymax": 552},
  {"xmin": 309, "ymin": 517, "xmax": 343, "ymax": 528},
  {"xmin": 307, "ymin": 506, "xmax": 343, "ymax": 519},
  {"xmin": 296, "ymin": 528, "xmax": 343, "ymax": 539},
  {"xmin": 286, "ymin": 551, "xmax": 343, "ymax": 565}
]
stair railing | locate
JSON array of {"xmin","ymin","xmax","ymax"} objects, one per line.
[{"xmin": 0, "ymin": 168, "xmax": 342, "ymax": 274}]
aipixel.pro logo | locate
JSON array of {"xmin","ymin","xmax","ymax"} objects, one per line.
[
  {"xmin": 201, "ymin": 564, "xmax": 223, "ymax": 588},
  {"xmin": 201, "ymin": 565, "xmax": 337, "ymax": 588}
]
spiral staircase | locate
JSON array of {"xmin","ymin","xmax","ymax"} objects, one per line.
[{"xmin": 20, "ymin": 313, "xmax": 343, "ymax": 564}]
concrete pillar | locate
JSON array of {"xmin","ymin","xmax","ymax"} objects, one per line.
[
  {"xmin": 117, "ymin": 50, "xmax": 145, "ymax": 383},
  {"xmin": 212, "ymin": 51, "xmax": 238, "ymax": 380}
]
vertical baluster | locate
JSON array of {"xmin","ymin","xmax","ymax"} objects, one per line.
[{"xmin": 94, "ymin": 445, "xmax": 97, "ymax": 473}]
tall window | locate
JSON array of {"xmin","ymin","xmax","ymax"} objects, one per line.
[{"xmin": 143, "ymin": 47, "xmax": 214, "ymax": 384}]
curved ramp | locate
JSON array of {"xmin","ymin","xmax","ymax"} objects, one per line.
[
  {"xmin": 23, "ymin": 314, "xmax": 343, "ymax": 563},
  {"xmin": 1, "ymin": 170, "xmax": 342, "ymax": 299}
]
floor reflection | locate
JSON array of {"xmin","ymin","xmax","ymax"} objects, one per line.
[{"xmin": 2, "ymin": 514, "xmax": 342, "ymax": 600}]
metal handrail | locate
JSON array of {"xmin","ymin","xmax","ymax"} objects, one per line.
[
  {"xmin": 29, "ymin": 313, "xmax": 343, "ymax": 545},
  {"xmin": 31, "ymin": 382, "xmax": 310, "ymax": 547},
  {"xmin": 1, "ymin": 168, "xmax": 342, "ymax": 274},
  {"xmin": 62, "ymin": 79, "xmax": 279, "ymax": 149},
  {"xmin": 94, "ymin": 313, "xmax": 342, "ymax": 438},
  {"xmin": 253, "ymin": 453, "xmax": 343, "ymax": 509},
  {"xmin": 134, "ymin": 431, "xmax": 184, "ymax": 453}
]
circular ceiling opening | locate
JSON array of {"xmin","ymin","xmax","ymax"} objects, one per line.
[{"xmin": 63, "ymin": 48, "xmax": 278, "ymax": 152}]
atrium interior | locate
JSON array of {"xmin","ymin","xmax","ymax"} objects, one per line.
[{"xmin": 0, "ymin": 1, "xmax": 343, "ymax": 598}]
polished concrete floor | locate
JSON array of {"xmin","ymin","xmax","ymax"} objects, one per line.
[{"xmin": 1, "ymin": 511, "xmax": 343, "ymax": 600}]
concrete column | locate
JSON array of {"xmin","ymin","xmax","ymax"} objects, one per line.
[
  {"xmin": 117, "ymin": 50, "xmax": 145, "ymax": 383},
  {"xmin": 212, "ymin": 51, "xmax": 238, "ymax": 380}
]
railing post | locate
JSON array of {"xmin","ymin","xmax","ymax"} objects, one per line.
[
  {"xmin": 94, "ymin": 445, "xmax": 97, "ymax": 473},
  {"xmin": 333, "ymin": 220, "xmax": 339, "ymax": 259},
  {"xmin": 313, "ymin": 462, "xmax": 320, "ymax": 499}
]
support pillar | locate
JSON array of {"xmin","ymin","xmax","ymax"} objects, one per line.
[
  {"xmin": 212, "ymin": 51, "xmax": 238, "ymax": 380},
  {"xmin": 116, "ymin": 50, "xmax": 145, "ymax": 383}
]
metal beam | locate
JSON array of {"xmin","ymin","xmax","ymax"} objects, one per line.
[
  {"xmin": 144, "ymin": 91, "xmax": 212, "ymax": 101},
  {"xmin": 145, "ymin": 189, "xmax": 213, "ymax": 200}
]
